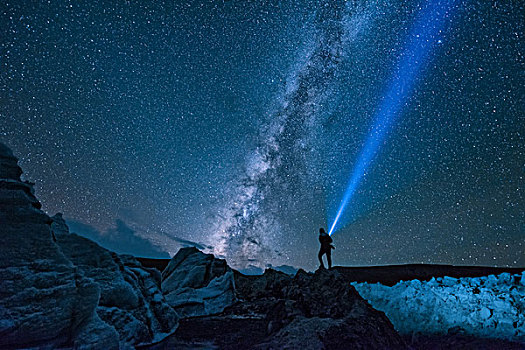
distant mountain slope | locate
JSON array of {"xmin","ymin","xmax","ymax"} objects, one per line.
[{"xmin": 137, "ymin": 257, "xmax": 523, "ymax": 285}]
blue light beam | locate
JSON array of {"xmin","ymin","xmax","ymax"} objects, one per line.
[{"xmin": 328, "ymin": 0, "xmax": 457, "ymax": 236}]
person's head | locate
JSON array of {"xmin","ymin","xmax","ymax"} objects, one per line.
[{"xmin": 319, "ymin": 228, "xmax": 326, "ymax": 234}]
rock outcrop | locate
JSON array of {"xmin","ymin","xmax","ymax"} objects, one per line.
[
  {"xmin": 164, "ymin": 267, "xmax": 407, "ymax": 349},
  {"xmin": 235, "ymin": 268, "xmax": 407, "ymax": 349},
  {"xmin": 0, "ymin": 142, "xmax": 119, "ymax": 349},
  {"xmin": 53, "ymin": 218, "xmax": 179, "ymax": 347},
  {"xmin": 0, "ymin": 142, "xmax": 178, "ymax": 348},
  {"xmin": 161, "ymin": 247, "xmax": 236, "ymax": 317}
]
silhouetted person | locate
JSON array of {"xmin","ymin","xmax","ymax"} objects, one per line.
[{"xmin": 318, "ymin": 227, "xmax": 334, "ymax": 269}]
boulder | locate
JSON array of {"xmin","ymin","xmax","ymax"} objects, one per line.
[{"xmin": 161, "ymin": 247, "xmax": 236, "ymax": 317}]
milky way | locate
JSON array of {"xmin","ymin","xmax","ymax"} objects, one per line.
[{"xmin": 209, "ymin": 0, "xmax": 377, "ymax": 267}]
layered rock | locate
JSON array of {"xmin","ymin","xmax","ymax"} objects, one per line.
[
  {"xmin": 53, "ymin": 221, "xmax": 179, "ymax": 347},
  {"xmin": 0, "ymin": 142, "xmax": 178, "ymax": 348},
  {"xmin": 161, "ymin": 247, "xmax": 236, "ymax": 317},
  {"xmin": 0, "ymin": 142, "xmax": 119, "ymax": 349}
]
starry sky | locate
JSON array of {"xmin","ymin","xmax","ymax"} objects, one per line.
[{"xmin": 1, "ymin": 0, "xmax": 523, "ymax": 270}]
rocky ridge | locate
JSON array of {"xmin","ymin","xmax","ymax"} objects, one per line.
[{"xmin": 156, "ymin": 248, "xmax": 407, "ymax": 349}]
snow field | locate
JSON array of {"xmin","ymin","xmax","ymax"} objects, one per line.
[{"xmin": 352, "ymin": 271, "xmax": 525, "ymax": 341}]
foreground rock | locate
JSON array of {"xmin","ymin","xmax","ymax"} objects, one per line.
[
  {"xmin": 0, "ymin": 142, "xmax": 118, "ymax": 348},
  {"xmin": 53, "ymin": 217, "xmax": 179, "ymax": 347},
  {"xmin": 161, "ymin": 247, "xmax": 236, "ymax": 317},
  {"xmin": 156, "ymin": 267, "xmax": 407, "ymax": 349},
  {"xmin": 0, "ymin": 142, "xmax": 178, "ymax": 348}
]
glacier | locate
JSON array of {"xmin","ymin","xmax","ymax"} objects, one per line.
[{"xmin": 353, "ymin": 272, "xmax": 525, "ymax": 341}]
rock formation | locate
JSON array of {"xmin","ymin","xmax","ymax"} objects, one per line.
[
  {"xmin": 353, "ymin": 272, "xmax": 525, "ymax": 341},
  {"xmin": 53, "ymin": 218, "xmax": 179, "ymax": 347},
  {"xmin": 165, "ymin": 267, "xmax": 407, "ymax": 349},
  {"xmin": 238, "ymin": 268, "xmax": 407, "ymax": 349},
  {"xmin": 0, "ymin": 142, "xmax": 178, "ymax": 348},
  {"xmin": 0, "ymin": 142, "xmax": 118, "ymax": 349},
  {"xmin": 161, "ymin": 247, "xmax": 236, "ymax": 318}
]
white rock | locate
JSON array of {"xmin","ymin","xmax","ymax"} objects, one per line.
[
  {"xmin": 162, "ymin": 247, "xmax": 236, "ymax": 317},
  {"xmin": 442, "ymin": 276, "xmax": 458, "ymax": 286},
  {"xmin": 479, "ymin": 307, "xmax": 492, "ymax": 320},
  {"xmin": 57, "ymin": 232, "xmax": 179, "ymax": 347}
]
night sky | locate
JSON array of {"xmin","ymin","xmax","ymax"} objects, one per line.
[{"xmin": 1, "ymin": 0, "xmax": 523, "ymax": 270}]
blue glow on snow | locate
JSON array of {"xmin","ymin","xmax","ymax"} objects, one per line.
[{"xmin": 329, "ymin": 0, "xmax": 457, "ymax": 236}]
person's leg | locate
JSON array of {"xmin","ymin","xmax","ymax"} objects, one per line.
[
  {"xmin": 318, "ymin": 250, "xmax": 325, "ymax": 268},
  {"xmin": 326, "ymin": 251, "xmax": 332, "ymax": 269}
]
